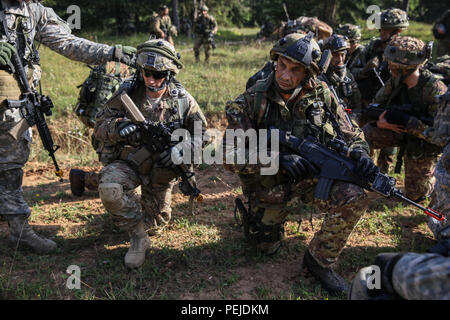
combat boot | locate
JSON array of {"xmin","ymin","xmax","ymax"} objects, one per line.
[
  {"xmin": 302, "ymin": 249, "xmax": 349, "ymax": 296},
  {"xmin": 69, "ymin": 169, "xmax": 86, "ymax": 197},
  {"xmin": 7, "ymin": 215, "xmax": 57, "ymax": 254},
  {"xmin": 124, "ymin": 222, "xmax": 151, "ymax": 269}
]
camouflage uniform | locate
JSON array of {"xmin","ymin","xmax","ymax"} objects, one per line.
[
  {"xmin": 362, "ymin": 37, "xmax": 447, "ymax": 201},
  {"xmin": 193, "ymin": 6, "xmax": 218, "ymax": 63},
  {"xmin": 335, "ymin": 24, "xmax": 364, "ymax": 79},
  {"xmin": 224, "ymin": 34, "xmax": 370, "ymax": 272},
  {"xmin": 426, "ymin": 55, "xmax": 450, "ymax": 85},
  {"xmin": 427, "ymin": 86, "xmax": 449, "ymax": 239},
  {"xmin": 150, "ymin": 12, "xmax": 175, "ymax": 45},
  {"xmin": 94, "ymin": 40, "xmax": 207, "ymax": 267},
  {"xmin": 432, "ymin": 9, "xmax": 450, "ymax": 59}
]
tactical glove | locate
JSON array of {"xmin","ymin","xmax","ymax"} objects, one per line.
[
  {"xmin": 385, "ymin": 108, "xmax": 412, "ymax": 127},
  {"xmin": 113, "ymin": 45, "xmax": 137, "ymax": 67},
  {"xmin": 280, "ymin": 153, "xmax": 318, "ymax": 184},
  {"xmin": 117, "ymin": 120, "xmax": 141, "ymax": 145},
  {"xmin": 0, "ymin": 42, "xmax": 16, "ymax": 67},
  {"xmin": 350, "ymin": 149, "xmax": 379, "ymax": 179},
  {"xmin": 158, "ymin": 141, "xmax": 188, "ymax": 168}
]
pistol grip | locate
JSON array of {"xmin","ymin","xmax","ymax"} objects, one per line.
[{"xmin": 314, "ymin": 178, "xmax": 333, "ymax": 201}]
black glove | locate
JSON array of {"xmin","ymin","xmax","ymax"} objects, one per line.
[
  {"xmin": 280, "ymin": 153, "xmax": 318, "ymax": 184},
  {"xmin": 351, "ymin": 150, "xmax": 379, "ymax": 178},
  {"xmin": 368, "ymin": 252, "xmax": 405, "ymax": 299},
  {"xmin": 113, "ymin": 45, "xmax": 137, "ymax": 67},
  {"xmin": 158, "ymin": 141, "xmax": 188, "ymax": 168},
  {"xmin": 117, "ymin": 120, "xmax": 140, "ymax": 145},
  {"xmin": 385, "ymin": 108, "xmax": 412, "ymax": 127}
]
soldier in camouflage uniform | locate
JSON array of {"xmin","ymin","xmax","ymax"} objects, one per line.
[
  {"xmin": 94, "ymin": 39, "xmax": 207, "ymax": 268},
  {"xmin": 0, "ymin": 0, "xmax": 136, "ymax": 254},
  {"xmin": 362, "ymin": 36, "xmax": 447, "ymax": 202},
  {"xmin": 354, "ymin": 9, "xmax": 409, "ymax": 173},
  {"xmin": 432, "ymin": 9, "xmax": 450, "ymax": 59},
  {"xmin": 318, "ymin": 34, "xmax": 363, "ymax": 123},
  {"xmin": 150, "ymin": 5, "xmax": 177, "ymax": 46},
  {"xmin": 335, "ymin": 24, "xmax": 364, "ymax": 77},
  {"xmin": 224, "ymin": 32, "xmax": 376, "ymax": 295},
  {"xmin": 193, "ymin": 5, "xmax": 218, "ymax": 63}
]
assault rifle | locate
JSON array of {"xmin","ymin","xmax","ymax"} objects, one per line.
[
  {"xmin": 119, "ymin": 93, "xmax": 203, "ymax": 202},
  {"xmin": 5, "ymin": 47, "xmax": 63, "ymax": 181},
  {"xmin": 267, "ymin": 127, "xmax": 444, "ymax": 221},
  {"xmin": 208, "ymin": 31, "xmax": 216, "ymax": 49},
  {"xmin": 361, "ymin": 103, "xmax": 434, "ymax": 126}
]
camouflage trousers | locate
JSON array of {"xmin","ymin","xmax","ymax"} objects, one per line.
[
  {"xmin": 363, "ymin": 124, "xmax": 437, "ymax": 201},
  {"xmin": 98, "ymin": 160, "xmax": 176, "ymax": 233},
  {"xmin": 248, "ymin": 179, "xmax": 368, "ymax": 267},
  {"xmin": 392, "ymin": 252, "xmax": 450, "ymax": 300},
  {"xmin": 428, "ymin": 145, "xmax": 450, "ymax": 240},
  {"xmin": 194, "ymin": 36, "xmax": 212, "ymax": 61}
]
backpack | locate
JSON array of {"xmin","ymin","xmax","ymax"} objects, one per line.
[{"xmin": 74, "ymin": 62, "xmax": 133, "ymax": 128}]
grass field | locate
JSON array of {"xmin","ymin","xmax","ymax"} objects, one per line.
[{"xmin": 0, "ymin": 24, "xmax": 439, "ymax": 300}]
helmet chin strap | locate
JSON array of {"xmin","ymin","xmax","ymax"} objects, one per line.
[{"xmin": 147, "ymin": 80, "xmax": 167, "ymax": 92}]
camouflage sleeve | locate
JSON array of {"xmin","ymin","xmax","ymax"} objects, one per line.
[
  {"xmin": 325, "ymin": 84, "xmax": 370, "ymax": 154},
  {"xmin": 373, "ymin": 77, "xmax": 395, "ymax": 105},
  {"xmin": 405, "ymin": 79, "xmax": 448, "ymax": 145},
  {"xmin": 223, "ymin": 88, "xmax": 264, "ymax": 175},
  {"xmin": 392, "ymin": 253, "xmax": 450, "ymax": 300},
  {"xmin": 183, "ymin": 92, "xmax": 209, "ymax": 149},
  {"xmin": 36, "ymin": 5, "xmax": 114, "ymax": 65},
  {"xmin": 94, "ymin": 102, "xmax": 126, "ymax": 145},
  {"xmin": 153, "ymin": 18, "xmax": 164, "ymax": 37},
  {"xmin": 210, "ymin": 16, "xmax": 218, "ymax": 34}
]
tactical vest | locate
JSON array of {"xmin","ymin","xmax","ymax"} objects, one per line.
[{"xmin": 389, "ymin": 69, "xmax": 443, "ymax": 158}]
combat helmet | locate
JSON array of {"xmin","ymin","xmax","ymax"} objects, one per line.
[
  {"xmin": 282, "ymin": 32, "xmax": 325, "ymax": 76},
  {"xmin": 270, "ymin": 33, "xmax": 306, "ymax": 61},
  {"xmin": 136, "ymin": 39, "xmax": 183, "ymax": 74},
  {"xmin": 200, "ymin": 5, "xmax": 209, "ymax": 12},
  {"xmin": 323, "ymin": 34, "xmax": 349, "ymax": 53},
  {"xmin": 383, "ymin": 36, "xmax": 432, "ymax": 69},
  {"xmin": 378, "ymin": 8, "xmax": 409, "ymax": 30},
  {"xmin": 335, "ymin": 24, "xmax": 361, "ymax": 42}
]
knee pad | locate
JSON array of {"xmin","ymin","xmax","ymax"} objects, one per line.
[{"xmin": 99, "ymin": 183, "xmax": 124, "ymax": 212}]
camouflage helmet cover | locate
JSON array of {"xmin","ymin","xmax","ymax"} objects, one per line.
[
  {"xmin": 323, "ymin": 34, "xmax": 350, "ymax": 52},
  {"xmin": 282, "ymin": 32, "xmax": 322, "ymax": 75},
  {"xmin": 136, "ymin": 39, "xmax": 183, "ymax": 74},
  {"xmin": 378, "ymin": 8, "xmax": 409, "ymax": 30},
  {"xmin": 335, "ymin": 24, "xmax": 361, "ymax": 41},
  {"xmin": 200, "ymin": 5, "xmax": 209, "ymax": 12},
  {"xmin": 270, "ymin": 33, "xmax": 306, "ymax": 61},
  {"xmin": 383, "ymin": 36, "xmax": 432, "ymax": 69}
]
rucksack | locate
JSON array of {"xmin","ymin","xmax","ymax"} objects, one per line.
[{"xmin": 74, "ymin": 62, "xmax": 133, "ymax": 128}]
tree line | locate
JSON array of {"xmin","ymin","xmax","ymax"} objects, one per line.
[{"xmin": 42, "ymin": 0, "xmax": 443, "ymax": 34}]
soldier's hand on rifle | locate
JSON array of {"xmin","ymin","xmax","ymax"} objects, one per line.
[
  {"xmin": 376, "ymin": 111, "xmax": 407, "ymax": 134},
  {"xmin": 118, "ymin": 120, "xmax": 141, "ymax": 146},
  {"xmin": 158, "ymin": 141, "xmax": 189, "ymax": 168},
  {"xmin": 385, "ymin": 108, "xmax": 412, "ymax": 127},
  {"xmin": 350, "ymin": 149, "xmax": 379, "ymax": 179},
  {"xmin": 362, "ymin": 56, "xmax": 379, "ymax": 75},
  {"xmin": 280, "ymin": 153, "xmax": 318, "ymax": 184},
  {"xmin": 0, "ymin": 42, "xmax": 16, "ymax": 67},
  {"xmin": 113, "ymin": 45, "xmax": 137, "ymax": 67}
]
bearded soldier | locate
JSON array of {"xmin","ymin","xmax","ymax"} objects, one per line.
[
  {"xmin": 362, "ymin": 36, "xmax": 447, "ymax": 203},
  {"xmin": 193, "ymin": 5, "xmax": 218, "ymax": 63},
  {"xmin": 354, "ymin": 8, "xmax": 409, "ymax": 174},
  {"xmin": 319, "ymin": 34, "xmax": 362, "ymax": 123},
  {"xmin": 0, "ymin": 0, "xmax": 136, "ymax": 254},
  {"xmin": 224, "ymin": 32, "xmax": 376, "ymax": 295},
  {"xmin": 94, "ymin": 39, "xmax": 207, "ymax": 268}
]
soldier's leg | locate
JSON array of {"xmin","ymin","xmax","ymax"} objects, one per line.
[
  {"xmin": 404, "ymin": 154, "xmax": 437, "ymax": 202},
  {"xmin": 98, "ymin": 160, "xmax": 150, "ymax": 268},
  {"xmin": 377, "ymin": 147, "xmax": 397, "ymax": 174},
  {"xmin": 304, "ymin": 182, "xmax": 368, "ymax": 295},
  {"xmin": 194, "ymin": 38, "xmax": 202, "ymax": 63},
  {"xmin": 204, "ymin": 42, "xmax": 211, "ymax": 63},
  {"xmin": 140, "ymin": 166, "xmax": 177, "ymax": 236}
]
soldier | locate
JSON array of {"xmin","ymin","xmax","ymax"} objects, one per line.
[
  {"xmin": 94, "ymin": 39, "xmax": 207, "ymax": 268},
  {"xmin": 362, "ymin": 36, "xmax": 447, "ymax": 203},
  {"xmin": 318, "ymin": 34, "xmax": 363, "ymax": 123},
  {"xmin": 432, "ymin": 9, "xmax": 450, "ymax": 59},
  {"xmin": 193, "ymin": 5, "xmax": 218, "ymax": 63},
  {"xmin": 354, "ymin": 8, "xmax": 409, "ymax": 174},
  {"xmin": 224, "ymin": 32, "xmax": 375, "ymax": 295},
  {"xmin": 334, "ymin": 24, "xmax": 364, "ymax": 76},
  {"xmin": 0, "ymin": 0, "xmax": 136, "ymax": 254},
  {"xmin": 150, "ymin": 5, "xmax": 177, "ymax": 46}
]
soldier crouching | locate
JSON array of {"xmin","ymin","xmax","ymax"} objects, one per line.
[
  {"xmin": 94, "ymin": 39, "xmax": 207, "ymax": 268},
  {"xmin": 224, "ymin": 33, "xmax": 375, "ymax": 295}
]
